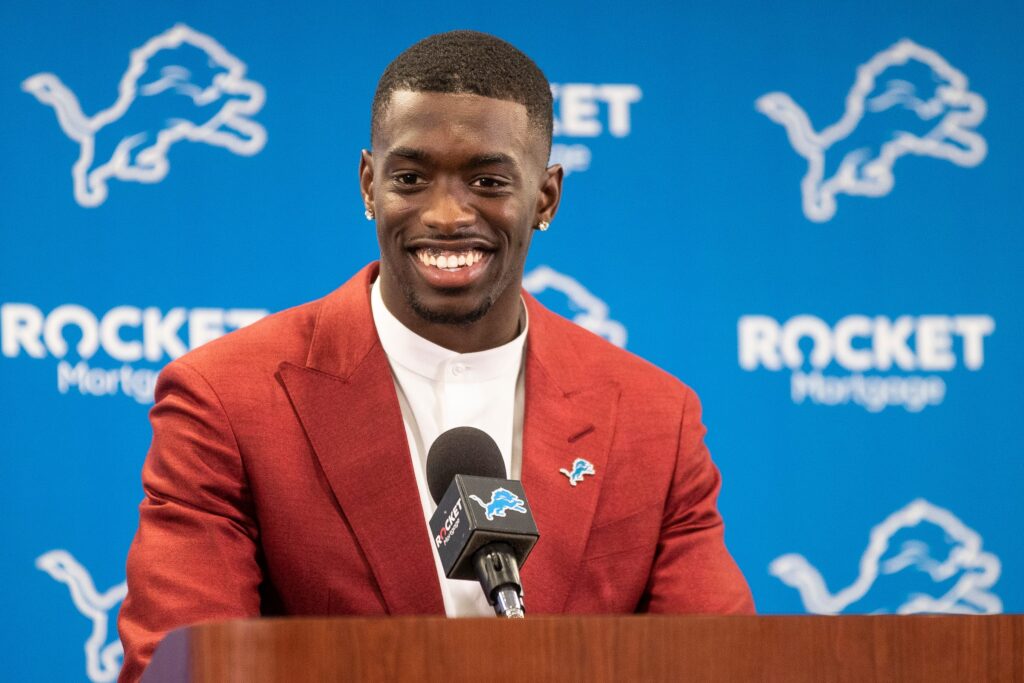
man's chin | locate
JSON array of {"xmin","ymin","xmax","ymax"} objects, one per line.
[{"xmin": 407, "ymin": 291, "xmax": 494, "ymax": 327}]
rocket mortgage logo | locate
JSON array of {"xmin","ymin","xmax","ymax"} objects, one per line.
[{"xmin": 738, "ymin": 314, "xmax": 995, "ymax": 412}]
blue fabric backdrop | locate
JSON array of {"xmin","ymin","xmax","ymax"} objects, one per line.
[{"xmin": 2, "ymin": 1, "xmax": 1021, "ymax": 679}]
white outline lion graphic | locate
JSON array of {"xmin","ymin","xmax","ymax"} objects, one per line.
[
  {"xmin": 756, "ymin": 39, "xmax": 986, "ymax": 222},
  {"xmin": 23, "ymin": 23, "xmax": 266, "ymax": 207},
  {"xmin": 37, "ymin": 549, "xmax": 127, "ymax": 682},
  {"xmin": 770, "ymin": 499, "xmax": 1002, "ymax": 615},
  {"xmin": 523, "ymin": 265, "xmax": 627, "ymax": 348}
]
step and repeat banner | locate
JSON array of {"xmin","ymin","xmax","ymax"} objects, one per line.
[{"xmin": 2, "ymin": 1, "xmax": 1020, "ymax": 680}]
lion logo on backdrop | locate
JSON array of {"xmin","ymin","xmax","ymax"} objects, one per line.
[
  {"xmin": 756, "ymin": 39, "xmax": 987, "ymax": 222},
  {"xmin": 523, "ymin": 265, "xmax": 627, "ymax": 348},
  {"xmin": 22, "ymin": 23, "xmax": 267, "ymax": 207},
  {"xmin": 36, "ymin": 549, "xmax": 127, "ymax": 682},
  {"xmin": 770, "ymin": 499, "xmax": 1002, "ymax": 614}
]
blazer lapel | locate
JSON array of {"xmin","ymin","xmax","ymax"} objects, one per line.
[
  {"xmin": 519, "ymin": 295, "xmax": 621, "ymax": 613},
  {"xmin": 277, "ymin": 264, "xmax": 444, "ymax": 615}
]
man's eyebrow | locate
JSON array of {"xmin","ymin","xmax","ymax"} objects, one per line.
[
  {"xmin": 386, "ymin": 146, "xmax": 429, "ymax": 162},
  {"xmin": 384, "ymin": 148, "xmax": 520, "ymax": 171},
  {"xmin": 468, "ymin": 152, "xmax": 516, "ymax": 167}
]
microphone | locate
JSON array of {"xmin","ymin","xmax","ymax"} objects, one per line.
[{"xmin": 426, "ymin": 427, "xmax": 539, "ymax": 618}]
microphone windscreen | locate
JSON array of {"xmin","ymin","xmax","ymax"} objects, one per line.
[{"xmin": 426, "ymin": 427, "xmax": 506, "ymax": 504}]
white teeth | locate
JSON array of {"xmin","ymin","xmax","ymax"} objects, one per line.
[{"xmin": 416, "ymin": 248, "xmax": 485, "ymax": 270}]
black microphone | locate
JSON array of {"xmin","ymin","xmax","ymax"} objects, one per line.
[{"xmin": 426, "ymin": 427, "xmax": 539, "ymax": 618}]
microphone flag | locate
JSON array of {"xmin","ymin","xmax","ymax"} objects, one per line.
[{"xmin": 429, "ymin": 474, "xmax": 539, "ymax": 581}]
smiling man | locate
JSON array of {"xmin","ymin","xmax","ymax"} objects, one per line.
[
  {"xmin": 117, "ymin": 31, "xmax": 753, "ymax": 682},
  {"xmin": 363, "ymin": 41, "xmax": 560, "ymax": 352},
  {"xmin": 364, "ymin": 91, "xmax": 553, "ymax": 350}
]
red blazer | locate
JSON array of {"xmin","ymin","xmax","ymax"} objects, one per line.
[{"xmin": 118, "ymin": 263, "xmax": 754, "ymax": 681}]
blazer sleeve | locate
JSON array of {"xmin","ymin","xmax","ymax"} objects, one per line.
[
  {"xmin": 117, "ymin": 360, "xmax": 262, "ymax": 682},
  {"xmin": 639, "ymin": 386, "xmax": 756, "ymax": 614}
]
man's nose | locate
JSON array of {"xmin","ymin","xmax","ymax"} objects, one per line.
[{"xmin": 420, "ymin": 180, "xmax": 475, "ymax": 233}]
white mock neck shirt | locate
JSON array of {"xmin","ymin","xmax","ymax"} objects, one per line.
[{"xmin": 369, "ymin": 278, "xmax": 527, "ymax": 617}]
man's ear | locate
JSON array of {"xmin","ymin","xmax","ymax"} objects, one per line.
[
  {"xmin": 536, "ymin": 163, "xmax": 564, "ymax": 226},
  {"xmin": 359, "ymin": 149, "xmax": 375, "ymax": 212}
]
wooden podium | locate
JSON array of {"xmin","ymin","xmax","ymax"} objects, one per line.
[{"xmin": 143, "ymin": 615, "xmax": 1023, "ymax": 682}]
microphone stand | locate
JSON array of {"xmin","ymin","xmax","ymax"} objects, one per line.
[{"xmin": 472, "ymin": 543, "xmax": 526, "ymax": 618}]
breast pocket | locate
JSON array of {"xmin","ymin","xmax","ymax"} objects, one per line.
[
  {"xmin": 585, "ymin": 504, "xmax": 660, "ymax": 560},
  {"xmin": 574, "ymin": 505, "xmax": 661, "ymax": 611}
]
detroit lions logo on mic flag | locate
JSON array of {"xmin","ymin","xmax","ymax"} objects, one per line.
[{"xmin": 468, "ymin": 488, "xmax": 528, "ymax": 521}]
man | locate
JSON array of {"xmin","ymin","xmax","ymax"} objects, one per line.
[{"xmin": 117, "ymin": 30, "xmax": 754, "ymax": 681}]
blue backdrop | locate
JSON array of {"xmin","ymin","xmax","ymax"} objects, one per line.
[{"xmin": 3, "ymin": 1, "xmax": 1021, "ymax": 680}]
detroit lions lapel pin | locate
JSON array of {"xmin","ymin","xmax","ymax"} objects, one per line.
[{"xmin": 559, "ymin": 458, "xmax": 595, "ymax": 486}]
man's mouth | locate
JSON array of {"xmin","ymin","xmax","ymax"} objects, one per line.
[
  {"xmin": 414, "ymin": 247, "xmax": 487, "ymax": 271},
  {"xmin": 407, "ymin": 244, "xmax": 493, "ymax": 289}
]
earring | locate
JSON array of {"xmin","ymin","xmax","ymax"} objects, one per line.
[
  {"xmin": 536, "ymin": 220, "xmax": 550, "ymax": 231},
  {"xmin": 365, "ymin": 208, "xmax": 374, "ymax": 220}
]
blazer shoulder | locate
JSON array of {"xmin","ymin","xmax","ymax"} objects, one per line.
[
  {"xmin": 168, "ymin": 296, "xmax": 324, "ymax": 382},
  {"xmin": 538, "ymin": 308, "xmax": 694, "ymax": 403}
]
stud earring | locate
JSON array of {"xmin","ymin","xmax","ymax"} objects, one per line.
[
  {"xmin": 365, "ymin": 208, "xmax": 374, "ymax": 220},
  {"xmin": 536, "ymin": 221, "xmax": 550, "ymax": 231}
]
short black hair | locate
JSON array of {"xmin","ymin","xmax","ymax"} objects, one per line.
[{"xmin": 371, "ymin": 31, "xmax": 553, "ymax": 152}]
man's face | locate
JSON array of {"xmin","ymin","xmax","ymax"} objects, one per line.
[{"xmin": 361, "ymin": 91, "xmax": 560, "ymax": 336}]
